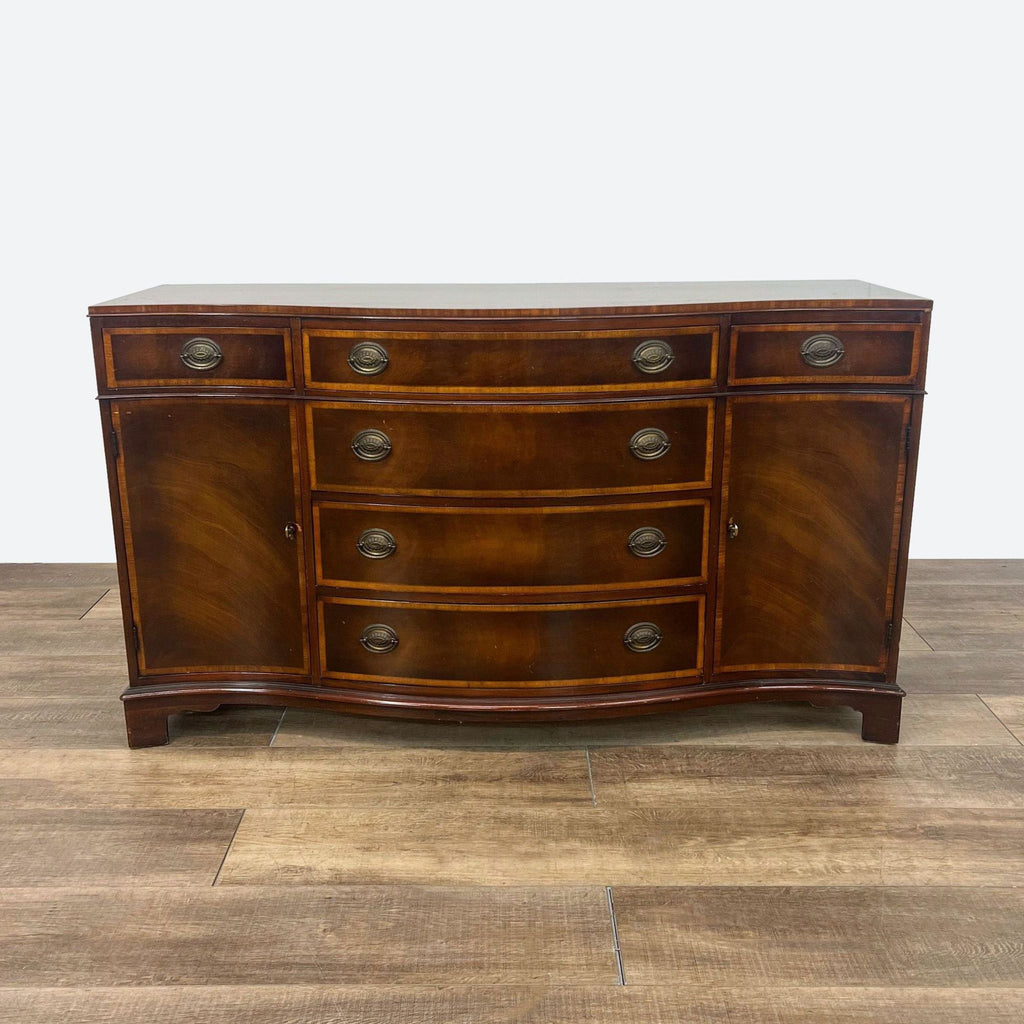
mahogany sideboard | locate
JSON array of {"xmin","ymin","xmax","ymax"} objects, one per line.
[{"xmin": 89, "ymin": 282, "xmax": 930, "ymax": 747}]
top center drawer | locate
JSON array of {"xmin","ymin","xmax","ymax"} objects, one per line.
[{"xmin": 302, "ymin": 319, "xmax": 718, "ymax": 393}]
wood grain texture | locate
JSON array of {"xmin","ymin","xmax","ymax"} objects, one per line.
[
  {"xmin": 306, "ymin": 322, "xmax": 717, "ymax": 393},
  {"xmin": 1, "ymin": 986, "xmax": 1021, "ymax": 1024},
  {"xmin": 903, "ymin": 585, "xmax": 1024, "ymax": 651},
  {"xmin": 89, "ymin": 280, "xmax": 931, "ymax": 316},
  {"xmin": 612, "ymin": 886, "xmax": 1024, "ymax": 986},
  {"xmin": 867, "ymin": 694, "xmax": 1017, "ymax": 744},
  {"xmin": 89, "ymin": 283, "xmax": 931, "ymax": 739},
  {"xmin": 0, "ymin": 886, "xmax": 615, "ymax": 985},
  {"xmin": 728, "ymin": 322, "xmax": 920, "ymax": 386},
  {"xmin": 0, "ymin": 655, "xmax": 127, "ymax": 698},
  {"xmin": 716, "ymin": 394, "xmax": 909, "ymax": 674},
  {"xmin": 272, "ymin": 693, "xmax": 1016, "ymax": 748},
  {"xmin": 0, "ymin": 809, "xmax": 241, "ymax": 885},
  {"xmin": 102, "ymin": 325, "xmax": 293, "ymax": 389},
  {"xmin": 898, "ymin": 651, "xmax": 1024, "ymax": 694},
  {"xmin": 0, "ymin": 587, "xmax": 109, "ymax": 620},
  {"xmin": 114, "ymin": 399, "xmax": 308, "ymax": 674},
  {"xmin": 0, "ymin": 621, "xmax": 125, "ymax": 656},
  {"xmin": 980, "ymin": 696, "xmax": 1024, "ymax": 743},
  {"xmin": 319, "ymin": 595, "xmax": 703, "ymax": 687},
  {"xmin": 0, "ymin": 698, "xmax": 282, "ymax": 748},
  {"xmin": 315, "ymin": 499, "xmax": 708, "ymax": 593},
  {"xmin": 217, "ymin": 800, "xmax": 1024, "ymax": 886},
  {"xmin": 0, "ymin": 746, "xmax": 591, "ymax": 808},
  {"xmin": 308, "ymin": 398, "xmax": 714, "ymax": 496},
  {"xmin": 4, "ymin": 562, "xmax": 1024, "ymax": 1020},
  {"xmin": 906, "ymin": 582, "xmax": 1024, "ymax": 606},
  {"xmin": 0, "ymin": 564, "xmax": 119, "ymax": 588},
  {"xmin": 587, "ymin": 745, "xmax": 1024, "ymax": 809},
  {"xmin": 907, "ymin": 559, "xmax": 1024, "ymax": 585}
]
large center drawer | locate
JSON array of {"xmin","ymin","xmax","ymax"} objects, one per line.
[
  {"xmin": 307, "ymin": 398, "xmax": 714, "ymax": 496},
  {"xmin": 315, "ymin": 498, "xmax": 708, "ymax": 592},
  {"xmin": 319, "ymin": 595, "xmax": 703, "ymax": 687},
  {"xmin": 304, "ymin": 322, "xmax": 718, "ymax": 393}
]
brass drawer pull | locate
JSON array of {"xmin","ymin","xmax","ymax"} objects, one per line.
[
  {"xmin": 180, "ymin": 337, "xmax": 222, "ymax": 371},
  {"xmin": 356, "ymin": 528, "xmax": 397, "ymax": 559},
  {"xmin": 284, "ymin": 521, "xmax": 300, "ymax": 542},
  {"xmin": 800, "ymin": 333, "xmax": 845, "ymax": 367},
  {"xmin": 632, "ymin": 339, "xmax": 675, "ymax": 374},
  {"xmin": 629, "ymin": 427, "xmax": 671, "ymax": 461},
  {"xmin": 360, "ymin": 623, "xmax": 399, "ymax": 653},
  {"xmin": 351, "ymin": 429, "xmax": 392, "ymax": 462},
  {"xmin": 727, "ymin": 517, "xmax": 739, "ymax": 540},
  {"xmin": 348, "ymin": 341, "xmax": 389, "ymax": 376},
  {"xmin": 627, "ymin": 527, "xmax": 667, "ymax": 558},
  {"xmin": 624, "ymin": 621, "xmax": 663, "ymax": 653}
]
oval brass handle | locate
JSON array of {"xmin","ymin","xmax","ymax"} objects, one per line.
[
  {"xmin": 629, "ymin": 428, "xmax": 671, "ymax": 461},
  {"xmin": 180, "ymin": 337, "xmax": 222, "ymax": 371},
  {"xmin": 348, "ymin": 341, "xmax": 389, "ymax": 376},
  {"xmin": 800, "ymin": 333, "xmax": 845, "ymax": 367},
  {"xmin": 284, "ymin": 521, "xmax": 300, "ymax": 541},
  {"xmin": 632, "ymin": 339, "xmax": 675, "ymax": 375},
  {"xmin": 351, "ymin": 429, "xmax": 392, "ymax": 462},
  {"xmin": 360, "ymin": 623, "xmax": 399, "ymax": 653},
  {"xmin": 624, "ymin": 621, "xmax": 663, "ymax": 653},
  {"xmin": 627, "ymin": 527, "xmax": 667, "ymax": 558},
  {"xmin": 356, "ymin": 528, "xmax": 397, "ymax": 559},
  {"xmin": 727, "ymin": 517, "xmax": 739, "ymax": 540}
]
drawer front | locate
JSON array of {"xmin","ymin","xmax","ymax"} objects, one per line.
[
  {"xmin": 315, "ymin": 499, "xmax": 708, "ymax": 592},
  {"xmin": 304, "ymin": 324, "xmax": 717, "ymax": 392},
  {"xmin": 728, "ymin": 323, "xmax": 921, "ymax": 386},
  {"xmin": 103, "ymin": 326, "xmax": 293, "ymax": 388},
  {"xmin": 319, "ymin": 595, "xmax": 703, "ymax": 687},
  {"xmin": 308, "ymin": 399, "xmax": 714, "ymax": 496}
]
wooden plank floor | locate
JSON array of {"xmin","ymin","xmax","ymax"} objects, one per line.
[{"xmin": 0, "ymin": 560, "xmax": 1021, "ymax": 1022}]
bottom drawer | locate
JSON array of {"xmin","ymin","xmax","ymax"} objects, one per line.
[{"xmin": 319, "ymin": 595, "xmax": 703, "ymax": 688}]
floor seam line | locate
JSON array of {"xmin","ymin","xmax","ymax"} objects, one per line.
[
  {"xmin": 212, "ymin": 808, "xmax": 246, "ymax": 886},
  {"xmin": 268, "ymin": 710, "xmax": 286, "ymax": 748},
  {"xmin": 77, "ymin": 588, "xmax": 111, "ymax": 620},
  {"xmin": 902, "ymin": 617, "xmax": 935, "ymax": 651},
  {"xmin": 605, "ymin": 885, "xmax": 626, "ymax": 985},
  {"xmin": 975, "ymin": 693, "xmax": 1024, "ymax": 746}
]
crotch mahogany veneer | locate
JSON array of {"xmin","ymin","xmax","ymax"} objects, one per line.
[{"xmin": 90, "ymin": 282, "xmax": 930, "ymax": 747}]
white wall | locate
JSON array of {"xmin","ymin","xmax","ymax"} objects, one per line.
[{"xmin": 1, "ymin": 1, "xmax": 1020, "ymax": 560}]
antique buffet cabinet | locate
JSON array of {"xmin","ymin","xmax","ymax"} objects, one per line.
[{"xmin": 89, "ymin": 282, "xmax": 929, "ymax": 747}]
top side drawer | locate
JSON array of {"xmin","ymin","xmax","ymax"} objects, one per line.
[
  {"xmin": 101, "ymin": 324, "xmax": 294, "ymax": 390},
  {"xmin": 728, "ymin": 323, "xmax": 922, "ymax": 387},
  {"xmin": 303, "ymin": 321, "xmax": 718, "ymax": 393}
]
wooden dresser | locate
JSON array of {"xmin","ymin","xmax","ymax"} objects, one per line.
[{"xmin": 90, "ymin": 282, "xmax": 930, "ymax": 747}]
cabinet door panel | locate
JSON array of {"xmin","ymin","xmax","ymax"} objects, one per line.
[
  {"xmin": 715, "ymin": 394, "xmax": 910, "ymax": 675},
  {"xmin": 114, "ymin": 399, "xmax": 308, "ymax": 675}
]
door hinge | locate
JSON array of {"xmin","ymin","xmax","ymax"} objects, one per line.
[
  {"xmin": 905, "ymin": 425, "xmax": 912, "ymax": 457},
  {"xmin": 131, "ymin": 623, "xmax": 139, "ymax": 651},
  {"xmin": 886, "ymin": 620, "xmax": 895, "ymax": 646},
  {"xmin": 110, "ymin": 428, "xmax": 120, "ymax": 459}
]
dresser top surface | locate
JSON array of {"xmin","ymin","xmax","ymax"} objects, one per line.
[{"xmin": 90, "ymin": 280, "xmax": 931, "ymax": 317}]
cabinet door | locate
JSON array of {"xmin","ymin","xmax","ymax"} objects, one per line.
[
  {"xmin": 715, "ymin": 394, "xmax": 910, "ymax": 676},
  {"xmin": 113, "ymin": 399, "xmax": 308, "ymax": 675}
]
